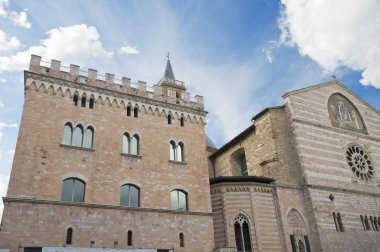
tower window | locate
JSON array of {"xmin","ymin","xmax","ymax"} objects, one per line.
[
  {"xmin": 61, "ymin": 178, "xmax": 85, "ymax": 203},
  {"xmin": 120, "ymin": 184, "xmax": 140, "ymax": 207},
  {"xmin": 179, "ymin": 232, "xmax": 184, "ymax": 247},
  {"xmin": 73, "ymin": 95, "xmax": 78, "ymax": 106},
  {"xmin": 169, "ymin": 141, "xmax": 185, "ymax": 162},
  {"xmin": 180, "ymin": 116, "xmax": 184, "ymax": 127},
  {"xmin": 134, "ymin": 107, "xmax": 138, "ymax": 118},
  {"xmin": 81, "ymin": 97, "xmax": 86, "ymax": 107},
  {"xmin": 127, "ymin": 106, "xmax": 131, "ymax": 116},
  {"xmin": 62, "ymin": 123, "xmax": 73, "ymax": 145},
  {"xmin": 89, "ymin": 98, "xmax": 94, "ymax": 109},
  {"xmin": 66, "ymin": 227, "xmax": 73, "ymax": 245},
  {"xmin": 171, "ymin": 189, "xmax": 188, "ymax": 211},
  {"xmin": 122, "ymin": 133, "xmax": 140, "ymax": 155},
  {"xmin": 168, "ymin": 114, "xmax": 172, "ymax": 124},
  {"xmin": 127, "ymin": 230, "xmax": 133, "ymax": 246}
]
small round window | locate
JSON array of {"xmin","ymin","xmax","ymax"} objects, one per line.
[{"xmin": 346, "ymin": 144, "xmax": 374, "ymax": 182}]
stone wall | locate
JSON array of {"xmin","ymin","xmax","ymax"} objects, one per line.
[
  {"xmin": 210, "ymin": 183, "xmax": 283, "ymax": 252},
  {"xmin": 285, "ymin": 82, "xmax": 380, "ymax": 251},
  {"xmin": 0, "ymin": 200, "xmax": 214, "ymax": 252},
  {"xmin": 1, "ymin": 56, "xmax": 214, "ymax": 251}
]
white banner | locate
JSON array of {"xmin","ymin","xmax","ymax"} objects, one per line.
[{"xmin": 42, "ymin": 248, "xmax": 157, "ymax": 252}]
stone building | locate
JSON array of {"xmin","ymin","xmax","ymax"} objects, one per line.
[
  {"xmin": 0, "ymin": 55, "xmax": 214, "ymax": 252},
  {"xmin": 209, "ymin": 81, "xmax": 380, "ymax": 252},
  {"xmin": 1, "ymin": 55, "xmax": 380, "ymax": 252}
]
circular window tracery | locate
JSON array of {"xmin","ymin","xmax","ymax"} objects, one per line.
[{"xmin": 346, "ymin": 144, "xmax": 374, "ymax": 182}]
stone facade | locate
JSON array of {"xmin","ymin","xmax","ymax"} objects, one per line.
[
  {"xmin": 210, "ymin": 81, "xmax": 380, "ymax": 252},
  {"xmin": 0, "ymin": 55, "xmax": 213, "ymax": 252},
  {"xmin": 1, "ymin": 55, "xmax": 380, "ymax": 252}
]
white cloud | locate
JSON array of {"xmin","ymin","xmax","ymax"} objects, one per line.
[
  {"xmin": 0, "ymin": 121, "xmax": 17, "ymax": 140},
  {"xmin": 0, "ymin": 173, "xmax": 10, "ymax": 221},
  {"xmin": 0, "ymin": 30, "xmax": 22, "ymax": 52},
  {"xmin": 0, "ymin": 24, "xmax": 113, "ymax": 72},
  {"xmin": 120, "ymin": 46, "xmax": 140, "ymax": 55},
  {"xmin": 278, "ymin": 0, "xmax": 380, "ymax": 88},
  {"xmin": 0, "ymin": 0, "xmax": 31, "ymax": 28},
  {"xmin": 0, "ymin": 0, "xmax": 8, "ymax": 17},
  {"xmin": 9, "ymin": 9, "xmax": 31, "ymax": 29}
]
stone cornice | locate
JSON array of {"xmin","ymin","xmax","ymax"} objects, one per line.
[
  {"xmin": 3, "ymin": 197, "xmax": 213, "ymax": 217},
  {"xmin": 24, "ymin": 71, "xmax": 208, "ymax": 117},
  {"xmin": 292, "ymin": 118, "xmax": 380, "ymax": 142}
]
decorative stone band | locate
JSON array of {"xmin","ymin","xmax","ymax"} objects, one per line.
[
  {"xmin": 210, "ymin": 182, "xmax": 275, "ymax": 194},
  {"xmin": 292, "ymin": 118, "xmax": 380, "ymax": 142},
  {"xmin": 24, "ymin": 71, "xmax": 207, "ymax": 123},
  {"xmin": 3, "ymin": 197, "xmax": 213, "ymax": 216}
]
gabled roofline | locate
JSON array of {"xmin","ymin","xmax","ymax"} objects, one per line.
[
  {"xmin": 209, "ymin": 124, "xmax": 255, "ymax": 160},
  {"xmin": 251, "ymin": 105, "xmax": 285, "ymax": 121},
  {"xmin": 282, "ymin": 80, "xmax": 380, "ymax": 116},
  {"xmin": 210, "ymin": 105, "xmax": 285, "ymax": 160}
]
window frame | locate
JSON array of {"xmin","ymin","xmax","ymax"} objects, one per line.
[
  {"xmin": 171, "ymin": 189, "xmax": 188, "ymax": 211},
  {"xmin": 120, "ymin": 184, "xmax": 140, "ymax": 207},
  {"xmin": 61, "ymin": 178, "xmax": 86, "ymax": 203}
]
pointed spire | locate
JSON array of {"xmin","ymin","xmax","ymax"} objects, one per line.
[{"xmin": 164, "ymin": 52, "xmax": 175, "ymax": 80}]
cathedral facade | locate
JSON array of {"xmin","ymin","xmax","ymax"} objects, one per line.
[{"xmin": 0, "ymin": 55, "xmax": 380, "ymax": 252}]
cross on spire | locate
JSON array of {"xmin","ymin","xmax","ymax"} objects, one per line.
[{"xmin": 166, "ymin": 52, "xmax": 170, "ymax": 60}]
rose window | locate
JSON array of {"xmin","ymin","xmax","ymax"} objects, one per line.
[{"xmin": 346, "ymin": 144, "xmax": 374, "ymax": 182}]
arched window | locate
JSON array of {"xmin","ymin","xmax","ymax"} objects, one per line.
[
  {"xmin": 61, "ymin": 178, "xmax": 85, "ymax": 202},
  {"xmin": 63, "ymin": 123, "xmax": 73, "ymax": 145},
  {"xmin": 171, "ymin": 189, "xmax": 188, "ymax": 211},
  {"xmin": 168, "ymin": 114, "xmax": 172, "ymax": 124},
  {"xmin": 120, "ymin": 184, "xmax": 139, "ymax": 207},
  {"xmin": 231, "ymin": 149, "xmax": 248, "ymax": 176},
  {"xmin": 81, "ymin": 97, "xmax": 86, "ymax": 107},
  {"xmin": 127, "ymin": 230, "xmax": 133, "ymax": 246},
  {"xmin": 177, "ymin": 142, "xmax": 184, "ymax": 162},
  {"xmin": 169, "ymin": 141, "xmax": 176, "ymax": 161},
  {"xmin": 83, "ymin": 127, "xmax": 94, "ymax": 148},
  {"xmin": 180, "ymin": 116, "xmax": 184, "ymax": 127},
  {"xmin": 234, "ymin": 213, "xmax": 252, "ymax": 252},
  {"xmin": 123, "ymin": 133, "xmax": 130, "ymax": 154},
  {"xmin": 66, "ymin": 227, "xmax": 73, "ymax": 245},
  {"xmin": 127, "ymin": 106, "xmax": 131, "ymax": 116},
  {"xmin": 360, "ymin": 215, "xmax": 366, "ymax": 230},
  {"xmin": 73, "ymin": 95, "xmax": 78, "ymax": 106},
  {"xmin": 134, "ymin": 107, "xmax": 138, "ymax": 118},
  {"xmin": 89, "ymin": 98, "xmax": 94, "ymax": 109},
  {"xmin": 122, "ymin": 133, "xmax": 139, "ymax": 155},
  {"xmin": 130, "ymin": 134, "xmax": 139, "ymax": 155},
  {"xmin": 169, "ymin": 141, "xmax": 185, "ymax": 162},
  {"xmin": 72, "ymin": 125, "xmax": 83, "ymax": 147},
  {"xmin": 179, "ymin": 232, "xmax": 184, "ymax": 247}
]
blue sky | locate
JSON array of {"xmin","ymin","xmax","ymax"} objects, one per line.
[{"xmin": 1, "ymin": 0, "xmax": 380, "ymax": 217}]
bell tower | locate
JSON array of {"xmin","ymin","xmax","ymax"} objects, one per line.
[{"xmin": 157, "ymin": 53, "xmax": 186, "ymax": 99}]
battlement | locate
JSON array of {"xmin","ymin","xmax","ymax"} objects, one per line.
[{"xmin": 28, "ymin": 55, "xmax": 204, "ymax": 109}]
